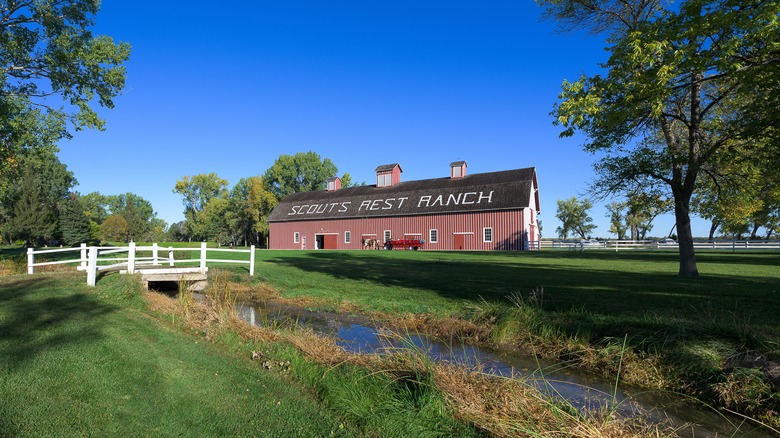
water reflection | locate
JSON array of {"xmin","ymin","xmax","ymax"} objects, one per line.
[{"xmin": 236, "ymin": 302, "xmax": 773, "ymax": 438}]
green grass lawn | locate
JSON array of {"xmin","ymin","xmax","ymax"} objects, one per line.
[
  {"xmin": 253, "ymin": 250, "xmax": 779, "ymax": 335},
  {"xmin": 0, "ymin": 273, "xmax": 351, "ymax": 437},
  {"xmin": 5, "ymin": 245, "xmax": 779, "ymax": 429},
  {"xmin": 250, "ymin": 249, "xmax": 780, "ymax": 425}
]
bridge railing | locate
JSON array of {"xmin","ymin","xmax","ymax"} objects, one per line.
[{"xmin": 27, "ymin": 242, "xmax": 255, "ymax": 286}]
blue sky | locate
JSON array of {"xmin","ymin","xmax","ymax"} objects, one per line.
[{"xmin": 58, "ymin": 1, "xmax": 709, "ymax": 238}]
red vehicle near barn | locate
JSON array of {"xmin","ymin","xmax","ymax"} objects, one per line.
[
  {"xmin": 267, "ymin": 161, "xmax": 541, "ymax": 251},
  {"xmin": 384, "ymin": 238, "xmax": 425, "ymax": 250}
]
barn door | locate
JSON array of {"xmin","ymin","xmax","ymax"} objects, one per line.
[
  {"xmin": 323, "ymin": 235, "xmax": 337, "ymax": 249},
  {"xmin": 453, "ymin": 234, "xmax": 465, "ymax": 250}
]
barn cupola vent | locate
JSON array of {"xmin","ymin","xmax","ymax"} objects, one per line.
[
  {"xmin": 450, "ymin": 161, "xmax": 467, "ymax": 178},
  {"xmin": 375, "ymin": 163, "xmax": 402, "ymax": 187},
  {"xmin": 326, "ymin": 177, "xmax": 341, "ymax": 191}
]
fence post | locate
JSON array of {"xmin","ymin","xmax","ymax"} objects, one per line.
[
  {"xmin": 27, "ymin": 247, "xmax": 34, "ymax": 274},
  {"xmin": 152, "ymin": 243, "xmax": 159, "ymax": 265},
  {"xmin": 128, "ymin": 241, "xmax": 136, "ymax": 274},
  {"xmin": 79, "ymin": 243, "xmax": 87, "ymax": 269},
  {"xmin": 168, "ymin": 247, "xmax": 174, "ymax": 267},
  {"xmin": 249, "ymin": 245, "xmax": 255, "ymax": 276},
  {"xmin": 200, "ymin": 242, "xmax": 207, "ymax": 274},
  {"xmin": 87, "ymin": 246, "xmax": 98, "ymax": 286}
]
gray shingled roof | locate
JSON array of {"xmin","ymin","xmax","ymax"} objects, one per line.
[
  {"xmin": 268, "ymin": 167, "xmax": 538, "ymax": 222},
  {"xmin": 374, "ymin": 163, "xmax": 401, "ymax": 172}
]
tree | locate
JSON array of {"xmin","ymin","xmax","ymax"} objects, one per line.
[
  {"xmin": 5, "ymin": 167, "xmax": 57, "ymax": 246},
  {"xmin": 173, "ymin": 173, "xmax": 229, "ymax": 241},
  {"xmin": 105, "ymin": 193, "xmax": 156, "ymax": 241},
  {"xmin": 1, "ymin": 146, "xmax": 75, "ymax": 231},
  {"xmin": 539, "ymin": 0, "xmax": 780, "ymax": 277},
  {"xmin": 606, "ymin": 201, "xmax": 628, "ymax": 240},
  {"xmin": 81, "ymin": 192, "xmax": 109, "ymax": 225},
  {"xmin": 166, "ymin": 221, "xmax": 190, "ymax": 242},
  {"xmin": 625, "ymin": 191, "xmax": 671, "ymax": 240},
  {"xmin": 1, "ymin": 1, "xmax": 130, "ymax": 221},
  {"xmin": 246, "ymin": 176, "xmax": 278, "ymax": 246},
  {"xmin": 555, "ymin": 197, "xmax": 596, "ymax": 239},
  {"xmin": 0, "ymin": 1, "xmax": 130, "ymax": 132},
  {"xmin": 80, "ymin": 192, "xmax": 109, "ymax": 242},
  {"xmin": 263, "ymin": 151, "xmax": 339, "ymax": 199},
  {"xmin": 100, "ymin": 214, "xmax": 128, "ymax": 242},
  {"xmin": 198, "ymin": 197, "xmax": 230, "ymax": 244},
  {"xmin": 60, "ymin": 193, "xmax": 91, "ymax": 245}
]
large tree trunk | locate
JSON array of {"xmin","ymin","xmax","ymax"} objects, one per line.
[
  {"xmin": 672, "ymin": 186, "xmax": 699, "ymax": 277},
  {"xmin": 707, "ymin": 220, "xmax": 719, "ymax": 241},
  {"xmin": 749, "ymin": 223, "xmax": 760, "ymax": 240}
]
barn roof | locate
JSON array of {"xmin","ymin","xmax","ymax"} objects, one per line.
[
  {"xmin": 375, "ymin": 163, "xmax": 402, "ymax": 172},
  {"xmin": 268, "ymin": 166, "xmax": 538, "ymax": 223}
]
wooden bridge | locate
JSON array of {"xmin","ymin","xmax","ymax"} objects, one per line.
[{"xmin": 27, "ymin": 242, "xmax": 254, "ymax": 290}]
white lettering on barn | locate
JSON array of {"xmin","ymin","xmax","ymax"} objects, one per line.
[
  {"xmin": 287, "ymin": 192, "xmax": 492, "ymax": 216},
  {"xmin": 417, "ymin": 191, "xmax": 493, "ymax": 208}
]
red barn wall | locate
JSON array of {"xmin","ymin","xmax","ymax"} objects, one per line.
[{"xmin": 269, "ymin": 209, "xmax": 535, "ymax": 250}]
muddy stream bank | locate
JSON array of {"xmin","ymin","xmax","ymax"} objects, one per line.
[{"xmin": 232, "ymin": 300, "xmax": 773, "ymax": 438}]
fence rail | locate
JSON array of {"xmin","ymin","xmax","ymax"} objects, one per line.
[
  {"xmin": 27, "ymin": 242, "xmax": 255, "ymax": 286},
  {"xmin": 538, "ymin": 240, "xmax": 780, "ymax": 251}
]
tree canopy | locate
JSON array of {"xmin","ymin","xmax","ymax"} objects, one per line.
[
  {"xmin": 263, "ymin": 151, "xmax": 340, "ymax": 199},
  {"xmin": 1, "ymin": 0, "xmax": 131, "ymax": 132},
  {"xmin": 539, "ymin": 0, "xmax": 780, "ymax": 276},
  {"xmin": 555, "ymin": 197, "xmax": 596, "ymax": 240},
  {"xmin": 1, "ymin": 0, "xmax": 130, "ymax": 243}
]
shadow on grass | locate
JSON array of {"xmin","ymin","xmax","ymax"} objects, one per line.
[
  {"xmin": 264, "ymin": 251, "xmax": 780, "ymax": 345},
  {"xmin": 0, "ymin": 276, "xmax": 117, "ymax": 371}
]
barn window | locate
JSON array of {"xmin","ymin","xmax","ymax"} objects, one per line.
[
  {"xmin": 294, "ymin": 232, "xmax": 300, "ymax": 243},
  {"xmin": 384, "ymin": 230, "xmax": 391, "ymax": 242},
  {"xmin": 483, "ymin": 227, "xmax": 493, "ymax": 243},
  {"xmin": 377, "ymin": 173, "xmax": 392, "ymax": 187},
  {"xmin": 429, "ymin": 229, "xmax": 438, "ymax": 243},
  {"xmin": 345, "ymin": 231, "xmax": 351, "ymax": 244}
]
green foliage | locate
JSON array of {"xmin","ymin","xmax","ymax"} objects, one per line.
[
  {"xmin": 555, "ymin": 196, "xmax": 596, "ymax": 239},
  {"xmin": 104, "ymin": 193, "xmax": 157, "ymax": 241},
  {"xmin": 623, "ymin": 191, "xmax": 671, "ymax": 240},
  {"xmin": 4, "ymin": 167, "xmax": 57, "ymax": 245},
  {"xmin": 0, "ymin": 0, "xmax": 131, "ymax": 132},
  {"xmin": 263, "ymin": 151, "xmax": 339, "ymax": 199},
  {"xmin": 99, "ymin": 214, "xmax": 128, "ymax": 242},
  {"xmin": 173, "ymin": 173, "xmax": 229, "ymax": 241},
  {"xmin": 59, "ymin": 194, "xmax": 92, "ymax": 245},
  {"xmin": 0, "ymin": 1, "xmax": 129, "ymax": 231},
  {"xmin": 539, "ymin": 0, "xmax": 780, "ymax": 276},
  {"xmin": 245, "ymin": 176, "xmax": 277, "ymax": 242},
  {"xmin": 606, "ymin": 201, "xmax": 628, "ymax": 239}
]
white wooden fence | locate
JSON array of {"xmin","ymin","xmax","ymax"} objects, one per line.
[
  {"xmin": 27, "ymin": 242, "xmax": 255, "ymax": 286},
  {"xmin": 539, "ymin": 240, "xmax": 780, "ymax": 251}
]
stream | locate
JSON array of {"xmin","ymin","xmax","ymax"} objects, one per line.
[{"xmin": 235, "ymin": 301, "xmax": 774, "ymax": 438}]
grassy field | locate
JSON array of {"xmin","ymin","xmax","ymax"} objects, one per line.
[
  {"xmin": 0, "ymin": 261, "xmax": 484, "ymax": 436},
  {"xmin": 0, "ymin": 273, "xmax": 355, "ymax": 436},
  {"xmin": 4, "ymin": 244, "xmax": 779, "ymax": 431},
  {"xmin": 246, "ymin": 249, "xmax": 780, "ymax": 426},
  {"xmin": 252, "ymin": 250, "xmax": 779, "ymax": 332}
]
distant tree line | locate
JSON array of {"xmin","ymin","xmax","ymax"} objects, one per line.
[{"xmin": 169, "ymin": 151, "xmax": 357, "ymax": 247}]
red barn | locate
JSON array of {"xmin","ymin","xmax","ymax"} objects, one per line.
[{"xmin": 267, "ymin": 162, "xmax": 540, "ymax": 250}]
